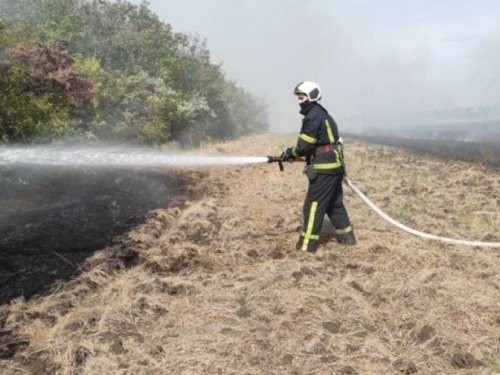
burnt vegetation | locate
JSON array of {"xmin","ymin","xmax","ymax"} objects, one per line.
[
  {"xmin": 0, "ymin": 166, "xmax": 206, "ymax": 304},
  {"xmin": 347, "ymin": 133, "xmax": 500, "ymax": 170}
]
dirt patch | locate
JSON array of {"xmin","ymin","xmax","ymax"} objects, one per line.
[
  {"xmin": 322, "ymin": 321, "xmax": 341, "ymax": 334},
  {"xmin": 393, "ymin": 358, "xmax": 418, "ymax": 374},
  {"xmin": 415, "ymin": 324, "xmax": 436, "ymax": 344},
  {"xmin": 451, "ymin": 352, "xmax": 481, "ymax": 369},
  {"xmin": 0, "ymin": 329, "xmax": 29, "ymax": 360}
]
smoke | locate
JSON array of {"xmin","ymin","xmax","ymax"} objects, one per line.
[
  {"xmin": 469, "ymin": 26, "xmax": 500, "ymax": 106},
  {"xmin": 129, "ymin": 0, "xmax": 500, "ymax": 133}
]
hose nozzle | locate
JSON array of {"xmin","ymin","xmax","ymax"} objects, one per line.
[{"xmin": 267, "ymin": 155, "xmax": 284, "ymax": 171}]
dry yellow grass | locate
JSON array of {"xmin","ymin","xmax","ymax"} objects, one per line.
[{"xmin": 2, "ymin": 133, "xmax": 500, "ymax": 374}]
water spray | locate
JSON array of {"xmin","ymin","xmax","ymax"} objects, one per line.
[{"xmin": 0, "ymin": 146, "xmax": 269, "ymax": 168}]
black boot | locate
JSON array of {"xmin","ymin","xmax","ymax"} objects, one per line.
[
  {"xmin": 337, "ymin": 231, "xmax": 356, "ymax": 245},
  {"xmin": 296, "ymin": 236, "xmax": 318, "ymax": 253}
]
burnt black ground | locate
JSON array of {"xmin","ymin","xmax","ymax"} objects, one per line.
[{"xmin": 0, "ymin": 165, "xmax": 188, "ymax": 304}]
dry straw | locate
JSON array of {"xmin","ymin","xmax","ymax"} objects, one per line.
[{"xmin": 2, "ymin": 134, "xmax": 500, "ymax": 374}]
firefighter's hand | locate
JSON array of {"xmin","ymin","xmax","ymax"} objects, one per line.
[{"xmin": 282, "ymin": 147, "xmax": 295, "ymax": 162}]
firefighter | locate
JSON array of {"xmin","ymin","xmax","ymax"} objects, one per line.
[{"xmin": 283, "ymin": 81, "xmax": 356, "ymax": 253}]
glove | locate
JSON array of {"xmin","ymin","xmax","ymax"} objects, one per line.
[{"xmin": 282, "ymin": 147, "xmax": 295, "ymax": 161}]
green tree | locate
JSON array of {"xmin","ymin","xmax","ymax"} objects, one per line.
[
  {"xmin": 0, "ymin": 19, "xmax": 6, "ymax": 46},
  {"xmin": 92, "ymin": 70, "xmax": 172, "ymax": 144},
  {"xmin": 0, "ymin": 0, "xmax": 268, "ymax": 145},
  {"xmin": 0, "ymin": 39, "xmax": 93, "ymax": 142},
  {"xmin": 69, "ymin": 0, "xmax": 177, "ymax": 76},
  {"xmin": 169, "ymin": 35, "xmax": 236, "ymax": 140}
]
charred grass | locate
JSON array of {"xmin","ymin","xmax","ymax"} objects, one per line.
[
  {"xmin": 348, "ymin": 133, "xmax": 500, "ymax": 170},
  {"xmin": 1, "ymin": 134, "xmax": 500, "ymax": 374}
]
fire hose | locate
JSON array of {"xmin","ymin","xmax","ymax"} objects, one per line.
[{"xmin": 267, "ymin": 155, "xmax": 500, "ymax": 248}]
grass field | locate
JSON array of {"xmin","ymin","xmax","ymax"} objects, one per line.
[{"xmin": 1, "ymin": 134, "xmax": 500, "ymax": 374}]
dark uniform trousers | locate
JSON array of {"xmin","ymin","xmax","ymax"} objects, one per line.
[{"xmin": 297, "ymin": 172, "xmax": 352, "ymax": 253}]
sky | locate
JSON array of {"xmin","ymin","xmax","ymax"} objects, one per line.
[{"xmin": 129, "ymin": 0, "xmax": 500, "ymax": 130}]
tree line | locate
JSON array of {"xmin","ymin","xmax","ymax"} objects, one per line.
[{"xmin": 0, "ymin": 0, "xmax": 268, "ymax": 146}]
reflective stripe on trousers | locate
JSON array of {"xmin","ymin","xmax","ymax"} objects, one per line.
[
  {"xmin": 302, "ymin": 201, "xmax": 318, "ymax": 251},
  {"xmin": 298, "ymin": 173, "xmax": 352, "ymax": 252}
]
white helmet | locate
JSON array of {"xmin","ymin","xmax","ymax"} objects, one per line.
[{"xmin": 293, "ymin": 81, "xmax": 321, "ymax": 102}]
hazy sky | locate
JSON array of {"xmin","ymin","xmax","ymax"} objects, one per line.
[{"xmin": 129, "ymin": 0, "xmax": 500, "ymax": 129}]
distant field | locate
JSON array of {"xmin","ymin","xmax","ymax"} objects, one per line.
[{"xmin": 347, "ymin": 133, "xmax": 500, "ymax": 170}]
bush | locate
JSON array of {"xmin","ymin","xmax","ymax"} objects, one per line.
[{"xmin": 0, "ymin": 39, "xmax": 93, "ymax": 143}]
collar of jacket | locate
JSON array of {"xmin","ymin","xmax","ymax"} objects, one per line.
[{"xmin": 299, "ymin": 101, "xmax": 316, "ymax": 115}]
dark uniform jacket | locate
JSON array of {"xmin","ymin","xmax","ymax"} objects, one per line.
[{"xmin": 291, "ymin": 102, "xmax": 344, "ymax": 175}]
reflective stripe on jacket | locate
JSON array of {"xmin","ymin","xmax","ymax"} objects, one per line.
[{"xmin": 293, "ymin": 102, "xmax": 344, "ymax": 174}]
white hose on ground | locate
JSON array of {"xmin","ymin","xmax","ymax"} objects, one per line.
[{"xmin": 344, "ymin": 177, "xmax": 500, "ymax": 248}]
